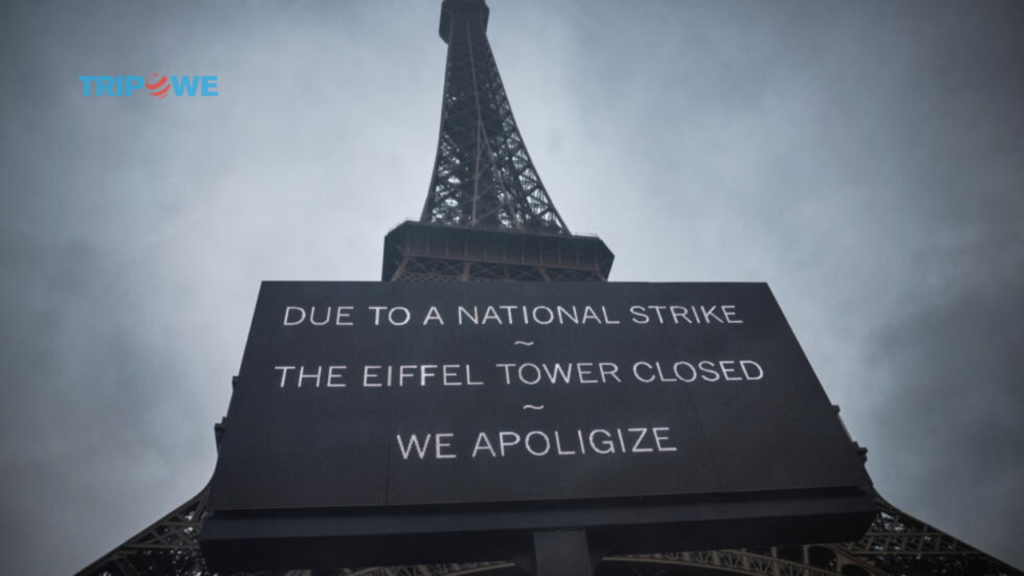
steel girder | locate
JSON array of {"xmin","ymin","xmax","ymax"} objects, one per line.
[{"xmin": 382, "ymin": 221, "xmax": 613, "ymax": 282}]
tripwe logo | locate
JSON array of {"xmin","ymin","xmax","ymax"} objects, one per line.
[{"xmin": 78, "ymin": 74, "xmax": 218, "ymax": 98}]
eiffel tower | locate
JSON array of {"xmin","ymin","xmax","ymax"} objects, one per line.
[{"xmin": 78, "ymin": 1, "xmax": 1021, "ymax": 575}]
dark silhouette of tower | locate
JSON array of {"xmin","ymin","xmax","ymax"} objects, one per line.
[
  {"xmin": 382, "ymin": 0, "xmax": 612, "ymax": 283},
  {"xmin": 78, "ymin": 1, "xmax": 1021, "ymax": 575}
]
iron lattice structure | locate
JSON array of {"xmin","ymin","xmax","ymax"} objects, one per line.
[
  {"xmin": 78, "ymin": 1, "xmax": 1021, "ymax": 575},
  {"xmin": 383, "ymin": 0, "xmax": 612, "ymax": 284},
  {"xmin": 77, "ymin": 489, "xmax": 1024, "ymax": 576},
  {"xmin": 421, "ymin": 0, "xmax": 566, "ymax": 233}
]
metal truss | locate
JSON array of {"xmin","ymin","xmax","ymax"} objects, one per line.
[
  {"xmin": 382, "ymin": 221, "xmax": 612, "ymax": 282},
  {"xmin": 835, "ymin": 495, "xmax": 1022, "ymax": 575},
  {"xmin": 77, "ymin": 488, "xmax": 1022, "ymax": 576},
  {"xmin": 393, "ymin": 256, "xmax": 604, "ymax": 282},
  {"xmin": 421, "ymin": 0, "xmax": 567, "ymax": 234},
  {"xmin": 76, "ymin": 487, "xmax": 211, "ymax": 576}
]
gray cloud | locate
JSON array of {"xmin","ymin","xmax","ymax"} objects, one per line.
[{"xmin": 1, "ymin": 0, "xmax": 1021, "ymax": 573}]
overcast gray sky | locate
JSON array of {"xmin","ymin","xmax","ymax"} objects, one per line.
[{"xmin": 1, "ymin": 0, "xmax": 1022, "ymax": 574}]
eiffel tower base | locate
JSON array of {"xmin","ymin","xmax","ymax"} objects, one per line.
[{"xmin": 76, "ymin": 482, "xmax": 1023, "ymax": 576}]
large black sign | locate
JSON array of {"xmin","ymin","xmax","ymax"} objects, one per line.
[{"xmin": 202, "ymin": 282, "xmax": 874, "ymax": 570}]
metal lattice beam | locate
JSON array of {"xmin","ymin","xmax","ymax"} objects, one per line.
[
  {"xmin": 421, "ymin": 0, "xmax": 568, "ymax": 234},
  {"xmin": 78, "ymin": 487, "xmax": 1022, "ymax": 576}
]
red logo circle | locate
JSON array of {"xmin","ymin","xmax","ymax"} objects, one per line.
[{"xmin": 145, "ymin": 73, "xmax": 170, "ymax": 99}]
